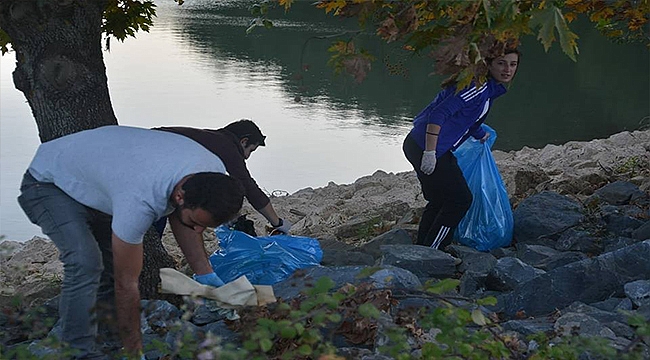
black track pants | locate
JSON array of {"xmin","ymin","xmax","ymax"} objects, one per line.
[{"xmin": 403, "ymin": 134, "xmax": 472, "ymax": 249}]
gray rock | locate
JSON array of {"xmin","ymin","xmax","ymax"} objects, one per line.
[
  {"xmin": 604, "ymin": 212, "xmax": 644, "ymax": 237},
  {"xmin": 446, "ymin": 244, "xmax": 480, "ymax": 258},
  {"xmin": 503, "ymin": 240, "xmax": 650, "ymax": 317},
  {"xmin": 459, "ymin": 271, "xmax": 488, "ymax": 297},
  {"xmin": 624, "ymin": 280, "xmax": 650, "ymax": 307},
  {"xmin": 489, "ymin": 247, "xmax": 516, "ymax": 259},
  {"xmin": 272, "ymin": 265, "xmax": 421, "ymax": 301},
  {"xmin": 615, "ymin": 298, "xmax": 634, "ymax": 312},
  {"xmin": 502, "ymin": 318, "xmax": 554, "ymax": 336},
  {"xmin": 140, "ymin": 300, "xmax": 182, "ymax": 333},
  {"xmin": 358, "ymin": 229, "xmax": 413, "ymax": 259},
  {"xmin": 336, "ymin": 347, "xmax": 374, "ymax": 360},
  {"xmin": 378, "ymin": 244, "xmax": 460, "ymax": 280},
  {"xmin": 589, "ymin": 297, "xmax": 627, "ymax": 312},
  {"xmin": 555, "ymin": 228, "xmax": 603, "ymax": 254},
  {"xmin": 538, "ymin": 251, "xmax": 588, "ymax": 271},
  {"xmin": 516, "ymin": 244, "xmax": 561, "ymax": 268},
  {"xmin": 562, "ymin": 302, "xmax": 627, "ymax": 324},
  {"xmin": 632, "ymin": 220, "xmax": 650, "ymax": 240},
  {"xmin": 335, "ymin": 215, "xmax": 385, "ymax": 239},
  {"xmin": 369, "ymin": 266, "xmax": 423, "ymax": 289},
  {"xmin": 447, "ymin": 246, "xmax": 497, "ymax": 275},
  {"xmin": 554, "ymin": 313, "xmax": 616, "ymax": 339},
  {"xmin": 317, "ymin": 238, "xmax": 355, "ymax": 251},
  {"xmin": 164, "ymin": 320, "xmax": 202, "ymax": 352},
  {"xmin": 335, "ymin": 202, "xmax": 411, "ymax": 240},
  {"xmin": 321, "ymin": 249, "xmax": 376, "ymax": 266},
  {"xmin": 191, "ymin": 304, "xmax": 228, "ymax": 325},
  {"xmin": 0, "ymin": 240, "xmax": 24, "ymax": 262},
  {"xmin": 592, "ymin": 181, "xmax": 646, "ymax": 206},
  {"xmin": 606, "ymin": 321, "xmax": 637, "ymax": 340},
  {"xmin": 486, "ymin": 257, "xmax": 545, "ymax": 292},
  {"xmin": 603, "ymin": 236, "xmax": 640, "ymax": 253},
  {"xmin": 513, "ymin": 191, "xmax": 585, "ymax": 243},
  {"xmin": 200, "ymin": 320, "xmax": 241, "ymax": 345},
  {"xmin": 396, "ymin": 207, "xmax": 424, "ymax": 225}
]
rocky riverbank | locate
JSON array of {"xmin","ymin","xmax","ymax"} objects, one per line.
[{"xmin": 1, "ymin": 129, "xmax": 649, "ymax": 358}]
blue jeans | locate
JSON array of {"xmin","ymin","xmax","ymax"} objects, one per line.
[{"xmin": 18, "ymin": 171, "xmax": 113, "ymax": 359}]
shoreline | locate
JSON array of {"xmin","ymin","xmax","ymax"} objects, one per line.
[
  {"xmin": 1, "ymin": 128, "xmax": 648, "ymax": 308},
  {"xmin": 2, "ymin": 128, "xmax": 649, "ymax": 244}
]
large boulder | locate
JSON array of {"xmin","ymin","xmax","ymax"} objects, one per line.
[
  {"xmin": 503, "ymin": 240, "xmax": 650, "ymax": 317},
  {"xmin": 272, "ymin": 265, "xmax": 421, "ymax": 301},
  {"xmin": 485, "ymin": 257, "xmax": 545, "ymax": 292},
  {"xmin": 513, "ymin": 191, "xmax": 584, "ymax": 243},
  {"xmin": 358, "ymin": 229, "xmax": 413, "ymax": 259},
  {"xmin": 377, "ymin": 245, "xmax": 460, "ymax": 280},
  {"xmin": 591, "ymin": 181, "xmax": 648, "ymax": 206}
]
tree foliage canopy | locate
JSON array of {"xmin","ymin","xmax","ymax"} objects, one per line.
[
  {"xmin": 273, "ymin": 0, "xmax": 649, "ymax": 89},
  {"xmin": 1, "ymin": 0, "xmax": 648, "ymax": 89}
]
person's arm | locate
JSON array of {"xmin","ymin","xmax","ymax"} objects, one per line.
[
  {"xmin": 257, "ymin": 202, "xmax": 281, "ymax": 227},
  {"xmin": 112, "ymin": 233, "xmax": 144, "ymax": 356},
  {"xmin": 425, "ymin": 124, "xmax": 441, "ymax": 151},
  {"xmin": 168, "ymin": 209, "xmax": 212, "ymax": 275}
]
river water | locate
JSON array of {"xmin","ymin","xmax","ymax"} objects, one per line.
[{"xmin": 0, "ymin": 0, "xmax": 648, "ymax": 241}]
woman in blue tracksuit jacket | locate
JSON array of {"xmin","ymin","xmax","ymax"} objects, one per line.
[{"xmin": 403, "ymin": 49, "xmax": 520, "ymax": 250}]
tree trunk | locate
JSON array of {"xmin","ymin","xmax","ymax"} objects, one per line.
[{"xmin": 0, "ymin": 0, "xmax": 177, "ymax": 302}]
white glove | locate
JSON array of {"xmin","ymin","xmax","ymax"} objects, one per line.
[
  {"xmin": 420, "ymin": 150, "xmax": 437, "ymax": 175},
  {"xmin": 271, "ymin": 218, "xmax": 293, "ymax": 235}
]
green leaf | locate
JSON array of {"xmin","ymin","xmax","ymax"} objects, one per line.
[
  {"xmin": 476, "ymin": 296, "xmax": 498, "ymax": 306},
  {"xmin": 471, "ymin": 309, "xmax": 487, "ymax": 326},
  {"xmin": 0, "ymin": 28, "xmax": 11, "ymax": 55},
  {"xmin": 297, "ymin": 344, "xmax": 312, "ymax": 356},
  {"xmin": 424, "ymin": 278, "xmax": 460, "ymax": 294},
  {"xmin": 294, "ymin": 323, "xmax": 305, "ymax": 335},
  {"xmin": 357, "ymin": 267, "xmax": 382, "ymax": 278},
  {"xmin": 358, "ymin": 303, "xmax": 381, "ymax": 319},
  {"xmin": 259, "ymin": 338, "xmax": 273, "ymax": 353},
  {"xmin": 306, "ymin": 277, "xmax": 335, "ymax": 295},
  {"xmin": 280, "ymin": 326, "xmax": 297, "ymax": 339},
  {"xmin": 481, "ymin": 0, "xmax": 492, "ymax": 28},
  {"xmin": 328, "ymin": 313, "xmax": 342, "ymax": 323},
  {"xmin": 276, "ymin": 302, "xmax": 291, "ymax": 311},
  {"xmin": 529, "ymin": 5, "xmax": 579, "ymax": 61}
]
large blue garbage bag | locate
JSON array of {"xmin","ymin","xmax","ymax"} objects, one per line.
[
  {"xmin": 452, "ymin": 124, "xmax": 513, "ymax": 251},
  {"xmin": 209, "ymin": 226, "xmax": 323, "ymax": 285}
]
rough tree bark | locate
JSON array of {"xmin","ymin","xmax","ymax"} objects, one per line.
[{"xmin": 0, "ymin": 0, "xmax": 177, "ymax": 302}]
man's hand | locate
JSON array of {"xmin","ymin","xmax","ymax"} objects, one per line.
[
  {"xmin": 271, "ymin": 218, "xmax": 293, "ymax": 235},
  {"xmin": 193, "ymin": 272, "xmax": 225, "ymax": 287},
  {"xmin": 420, "ymin": 150, "xmax": 437, "ymax": 175}
]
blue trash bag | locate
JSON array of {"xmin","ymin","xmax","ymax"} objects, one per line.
[
  {"xmin": 452, "ymin": 124, "xmax": 513, "ymax": 251},
  {"xmin": 209, "ymin": 226, "xmax": 323, "ymax": 285}
]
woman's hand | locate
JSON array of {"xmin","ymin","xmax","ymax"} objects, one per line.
[
  {"xmin": 480, "ymin": 132, "xmax": 490, "ymax": 143},
  {"xmin": 420, "ymin": 150, "xmax": 437, "ymax": 175}
]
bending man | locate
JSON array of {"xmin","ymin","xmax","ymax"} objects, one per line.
[{"xmin": 18, "ymin": 125, "xmax": 244, "ymax": 358}]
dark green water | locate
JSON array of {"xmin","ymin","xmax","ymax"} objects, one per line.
[{"xmin": 166, "ymin": 0, "xmax": 649, "ymax": 151}]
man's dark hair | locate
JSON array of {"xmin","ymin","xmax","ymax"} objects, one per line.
[
  {"xmin": 182, "ymin": 172, "xmax": 245, "ymax": 225},
  {"xmin": 223, "ymin": 119, "xmax": 266, "ymax": 146}
]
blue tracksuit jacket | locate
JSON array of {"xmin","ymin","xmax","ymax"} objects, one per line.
[{"xmin": 409, "ymin": 78, "xmax": 507, "ymax": 157}]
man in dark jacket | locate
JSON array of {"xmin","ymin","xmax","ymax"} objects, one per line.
[{"xmin": 154, "ymin": 120, "xmax": 291, "ymax": 258}]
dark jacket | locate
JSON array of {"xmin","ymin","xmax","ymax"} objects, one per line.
[{"xmin": 154, "ymin": 126, "xmax": 270, "ymax": 210}]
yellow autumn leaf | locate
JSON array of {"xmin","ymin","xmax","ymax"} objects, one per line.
[
  {"xmin": 278, "ymin": 0, "xmax": 293, "ymax": 11},
  {"xmin": 564, "ymin": 12, "xmax": 576, "ymax": 22}
]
